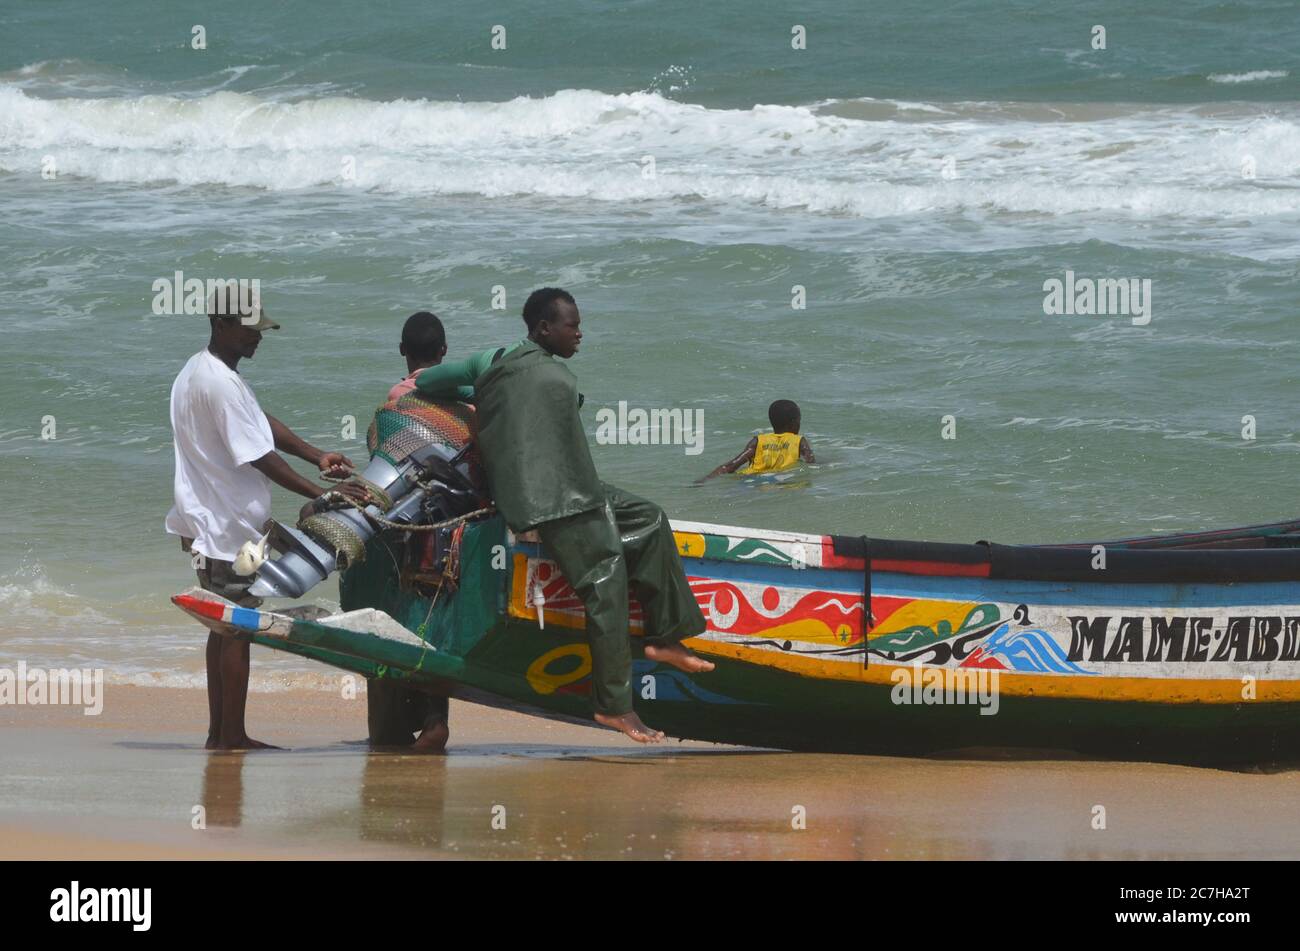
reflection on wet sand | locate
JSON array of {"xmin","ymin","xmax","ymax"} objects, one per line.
[
  {"xmin": 7, "ymin": 688, "xmax": 1300, "ymax": 860},
  {"xmin": 200, "ymin": 754, "xmax": 246, "ymax": 828},
  {"xmin": 358, "ymin": 753, "xmax": 447, "ymax": 850},
  {"xmin": 314, "ymin": 744, "xmax": 1300, "ymax": 860}
]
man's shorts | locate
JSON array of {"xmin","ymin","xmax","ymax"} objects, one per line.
[{"xmin": 183, "ymin": 538, "xmax": 263, "ymax": 608}]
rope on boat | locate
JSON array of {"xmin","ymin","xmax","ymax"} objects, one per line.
[
  {"xmin": 319, "ymin": 469, "xmax": 496, "ymax": 532},
  {"xmin": 860, "ymin": 534, "xmax": 873, "ymax": 670},
  {"xmin": 299, "ymin": 469, "xmax": 496, "ymax": 566},
  {"xmin": 346, "ymin": 475, "xmax": 394, "ymax": 513},
  {"xmin": 354, "ymin": 502, "xmax": 496, "ymax": 534}
]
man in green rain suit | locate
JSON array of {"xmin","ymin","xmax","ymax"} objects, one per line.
[{"xmin": 415, "ymin": 288, "xmax": 713, "ymax": 743}]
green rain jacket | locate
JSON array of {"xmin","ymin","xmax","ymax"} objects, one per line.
[{"xmin": 474, "ymin": 339, "xmax": 605, "ymax": 531}]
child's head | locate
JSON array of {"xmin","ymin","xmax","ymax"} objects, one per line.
[
  {"xmin": 400, "ymin": 311, "xmax": 447, "ymax": 370},
  {"xmin": 768, "ymin": 399, "xmax": 801, "ymax": 434}
]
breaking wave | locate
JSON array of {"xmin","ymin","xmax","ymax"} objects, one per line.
[
  {"xmin": 1208, "ymin": 70, "xmax": 1290, "ymax": 84},
  {"xmin": 3, "ymin": 85, "xmax": 1300, "ymax": 220}
]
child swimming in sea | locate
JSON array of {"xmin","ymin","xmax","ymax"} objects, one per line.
[{"xmin": 699, "ymin": 399, "xmax": 814, "ymax": 481}]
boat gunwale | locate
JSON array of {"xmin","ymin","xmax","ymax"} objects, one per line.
[{"xmin": 655, "ymin": 516, "xmax": 1300, "ymax": 584}]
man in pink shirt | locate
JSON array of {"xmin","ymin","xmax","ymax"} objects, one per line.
[
  {"xmin": 370, "ymin": 310, "xmax": 454, "ymax": 752},
  {"xmin": 388, "ymin": 311, "xmax": 447, "ymax": 402}
]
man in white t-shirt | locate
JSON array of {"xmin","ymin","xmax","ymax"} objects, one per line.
[{"xmin": 166, "ymin": 286, "xmax": 367, "ymax": 750}]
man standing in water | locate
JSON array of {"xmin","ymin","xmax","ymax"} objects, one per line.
[
  {"xmin": 416, "ymin": 288, "xmax": 714, "ymax": 743},
  {"xmin": 365, "ymin": 310, "xmax": 457, "ymax": 753},
  {"xmin": 166, "ymin": 285, "xmax": 366, "ymax": 750}
]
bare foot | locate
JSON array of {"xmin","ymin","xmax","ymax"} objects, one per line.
[
  {"xmin": 410, "ymin": 721, "xmax": 449, "ymax": 754},
  {"xmin": 594, "ymin": 710, "xmax": 664, "ymax": 744},
  {"xmin": 216, "ymin": 735, "xmax": 282, "ymax": 751},
  {"xmin": 644, "ymin": 643, "xmax": 716, "ymax": 674}
]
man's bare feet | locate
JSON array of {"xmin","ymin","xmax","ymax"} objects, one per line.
[
  {"xmin": 644, "ymin": 643, "xmax": 716, "ymax": 674},
  {"xmin": 594, "ymin": 710, "xmax": 664, "ymax": 743},
  {"xmin": 410, "ymin": 720, "xmax": 449, "ymax": 754}
]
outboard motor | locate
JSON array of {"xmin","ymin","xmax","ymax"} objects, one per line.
[{"xmin": 247, "ymin": 395, "xmax": 484, "ymax": 599}]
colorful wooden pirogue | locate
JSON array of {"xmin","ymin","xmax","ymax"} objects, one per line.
[{"xmin": 175, "ymin": 509, "xmax": 1300, "ymax": 765}]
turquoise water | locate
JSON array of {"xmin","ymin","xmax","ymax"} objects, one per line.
[{"xmin": 3, "ymin": 1, "xmax": 1300, "ymax": 682}]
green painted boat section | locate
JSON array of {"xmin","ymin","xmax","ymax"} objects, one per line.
[
  {"xmin": 245, "ymin": 637, "xmax": 451, "ymax": 692},
  {"xmin": 693, "ymin": 531, "xmax": 807, "ymax": 567},
  {"xmin": 338, "ymin": 516, "xmax": 507, "ymax": 659}
]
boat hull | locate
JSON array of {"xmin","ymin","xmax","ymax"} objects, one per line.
[{"xmin": 174, "ymin": 514, "xmax": 1300, "ymax": 765}]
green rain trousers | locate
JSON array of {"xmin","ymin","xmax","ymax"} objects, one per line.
[{"xmin": 536, "ymin": 482, "xmax": 707, "ymax": 716}]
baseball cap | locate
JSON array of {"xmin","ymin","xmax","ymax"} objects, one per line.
[{"xmin": 207, "ymin": 284, "xmax": 281, "ymax": 330}]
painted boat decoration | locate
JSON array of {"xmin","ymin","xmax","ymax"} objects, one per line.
[{"xmin": 174, "ymin": 512, "xmax": 1300, "ymax": 765}]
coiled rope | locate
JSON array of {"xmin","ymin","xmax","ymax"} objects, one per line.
[{"xmin": 301, "ymin": 469, "xmax": 495, "ymax": 565}]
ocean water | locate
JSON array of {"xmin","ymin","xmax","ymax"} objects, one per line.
[{"xmin": 3, "ymin": 0, "xmax": 1300, "ymax": 684}]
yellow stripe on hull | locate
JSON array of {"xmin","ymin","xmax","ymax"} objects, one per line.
[{"xmin": 689, "ymin": 640, "xmax": 1300, "ymax": 704}]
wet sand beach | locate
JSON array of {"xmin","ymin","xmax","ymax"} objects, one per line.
[{"xmin": 2, "ymin": 684, "xmax": 1298, "ymax": 860}]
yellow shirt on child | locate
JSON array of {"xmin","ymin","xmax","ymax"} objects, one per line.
[{"xmin": 739, "ymin": 432, "xmax": 801, "ymax": 475}]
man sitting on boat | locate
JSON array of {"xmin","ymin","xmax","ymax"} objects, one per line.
[{"xmin": 415, "ymin": 288, "xmax": 715, "ymax": 743}]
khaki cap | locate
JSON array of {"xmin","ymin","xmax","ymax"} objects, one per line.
[{"xmin": 207, "ymin": 284, "xmax": 281, "ymax": 330}]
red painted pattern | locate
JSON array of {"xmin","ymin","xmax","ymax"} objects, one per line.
[
  {"xmin": 172, "ymin": 593, "xmax": 226, "ymax": 621},
  {"xmin": 819, "ymin": 539, "xmax": 991, "ymax": 577},
  {"xmin": 691, "ymin": 579, "xmax": 867, "ymax": 642},
  {"xmin": 959, "ymin": 646, "xmax": 1008, "ymax": 670},
  {"xmin": 529, "ymin": 560, "xmax": 903, "ymax": 644}
]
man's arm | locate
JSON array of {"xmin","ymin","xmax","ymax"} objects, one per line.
[
  {"xmin": 415, "ymin": 350, "xmax": 497, "ymax": 399},
  {"xmin": 265, "ymin": 413, "xmax": 353, "ymax": 477},
  {"xmin": 208, "ymin": 389, "xmax": 362, "ymax": 501},
  {"xmin": 250, "ymin": 451, "xmax": 370, "ymax": 504},
  {"xmin": 697, "ymin": 437, "xmax": 758, "ymax": 483},
  {"xmin": 799, "ymin": 436, "xmax": 815, "ymax": 464},
  {"xmin": 251, "ymin": 451, "xmax": 331, "ymax": 499}
]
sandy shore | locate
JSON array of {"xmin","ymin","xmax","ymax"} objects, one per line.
[{"xmin": 3, "ymin": 683, "xmax": 1300, "ymax": 860}]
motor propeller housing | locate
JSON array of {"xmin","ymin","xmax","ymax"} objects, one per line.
[{"xmin": 248, "ymin": 441, "xmax": 479, "ymax": 599}]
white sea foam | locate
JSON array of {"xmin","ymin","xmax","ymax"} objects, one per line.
[
  {"xmin": 0, "ymin": 568, "xmax": 118, "ymax": 628},
  {"xmin": 3, "ymin": 85, "xmax": 1300, "ymax": 222},
  {"xmin": 110, "ymin": 669, "xmax": 363, "ymax": 693},
  {"xmin": 0, "ymin": 562, "xmax": 323, "ymax": 682},
  {"xmin": 1208, "ymin": 70, "xmax": 1289, "ymax": 84}
]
